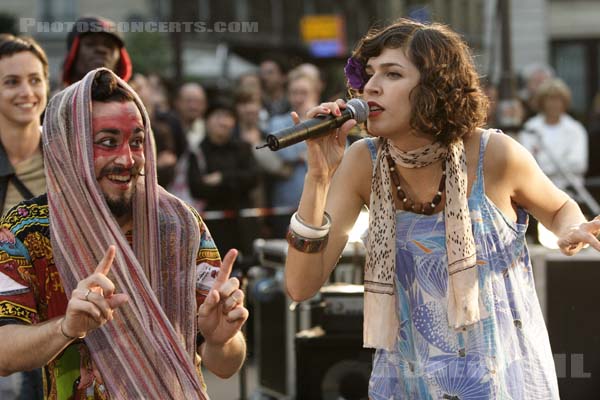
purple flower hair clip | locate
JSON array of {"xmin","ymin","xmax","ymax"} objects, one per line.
[{"xmin": 344, "ymin": 57, "xmax": 367, "ymax": 91}]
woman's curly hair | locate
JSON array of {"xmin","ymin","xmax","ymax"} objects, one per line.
[{"xmin": 351, "ymin": 18, "xmax": 488, "ymax": 145}]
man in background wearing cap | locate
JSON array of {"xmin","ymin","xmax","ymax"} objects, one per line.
[{"xmin": 62, "ymin": 16, "xmax": 132, "ymax": 86}]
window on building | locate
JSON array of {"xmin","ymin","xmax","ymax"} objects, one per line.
[{"xmin": 552, "ymin": 40, "xmax": 599, "ymax": 119}]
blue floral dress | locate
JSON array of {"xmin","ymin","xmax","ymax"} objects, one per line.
[{"xmin": 365, "ymin": 130, "xmax": 560, "ymax": 399}]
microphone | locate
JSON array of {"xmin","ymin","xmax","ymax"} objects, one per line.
[{"xmin": 256, "ymin": 98, "xmax": 369, "ymax": 151}]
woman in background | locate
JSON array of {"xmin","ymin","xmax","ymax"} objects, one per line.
[
  {"xmin": 0, "ymin": 34, "xmax": 48, "ymax": 215},
  {"xmin": 519, "ymin": 78, "xmax": 588, "ymax": 192},
  {"xmin": 0, "ymin": 33, "xmax": 48, "ymax": 400}
]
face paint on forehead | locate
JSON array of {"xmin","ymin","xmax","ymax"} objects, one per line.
[
  {"xmin": 91, "ymin": 101, "xmax": 145, "ymax": 158},
  {"xmin": 92, "ymin": 103, "xmax": 142, "ymax": 130}
]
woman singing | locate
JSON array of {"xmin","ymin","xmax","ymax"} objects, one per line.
[{"xmin": 284, "ymin": 18, "xmax": 599, "ymax": 399}]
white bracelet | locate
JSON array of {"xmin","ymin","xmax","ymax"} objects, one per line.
[{"xmin": 289, "ymin": 211, "xmax": 331, "ymax": 239}]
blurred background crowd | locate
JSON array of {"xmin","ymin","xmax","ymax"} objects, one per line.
[
  {"xmin": 1, "ymin": 0, "xmax": 600, "ymax": 398},
  {"xmin": 1, "ymin": 0, "xmax": 599, "ymax": 253}
]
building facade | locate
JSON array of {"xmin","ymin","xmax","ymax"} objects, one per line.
[{"xmin": 1, "ymin": 0, "xmax": 599, "ymax": 115}]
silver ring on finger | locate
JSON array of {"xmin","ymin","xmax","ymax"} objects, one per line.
[{"xmin": 84, "ymin": 289, "xmax": 92, "ymax": 302}]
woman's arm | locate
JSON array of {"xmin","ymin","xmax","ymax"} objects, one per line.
[
  {"xmin": 284, "ymin": 101, "xmax": 366, "ymax": 301},
  {"xmin": 486, "ymin": 132, "xmax": 600, "ymax": 254},
  {"xmin": 285, "ymin": 142, "xmax": 370, "ymax": 301}
]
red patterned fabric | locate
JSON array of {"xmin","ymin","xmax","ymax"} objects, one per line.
[{"xmin": 0, "ymin": 195, "xmax": 222, "ymax": 399}]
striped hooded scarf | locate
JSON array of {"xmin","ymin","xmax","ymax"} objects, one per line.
[{"xmin": 42, "ymin": 68, "xmax": 209, "ymax": 399}]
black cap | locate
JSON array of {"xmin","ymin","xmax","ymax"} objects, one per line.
[{"xmin": 66, "ymin": 16, "xmax": 125, "ymax": 50}]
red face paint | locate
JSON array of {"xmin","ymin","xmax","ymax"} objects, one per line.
[
  {"xmin": 91, "ymin": 101, "xmax": 145, "ymax": 222},
  {"xmin": 93, "ymin": 105, "xmax": 144, "ymax": 156}
]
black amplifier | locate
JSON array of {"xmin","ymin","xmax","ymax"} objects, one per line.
[{"xmin": 319, "ymin": 284, "xmax": 364, "ymax": 334}]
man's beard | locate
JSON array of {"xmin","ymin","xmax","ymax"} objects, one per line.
[
  {"xmin": 105, "ymin": 194, "xmax": 133, "ymax": 218},
  {"xmin": 98, "ymin": 165, "xmax": 142, "ymax": 218}
]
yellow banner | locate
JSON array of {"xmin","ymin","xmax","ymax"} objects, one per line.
[{"xmin": 300, "ymin": 15, "xmax": 344, "ymax": 41}]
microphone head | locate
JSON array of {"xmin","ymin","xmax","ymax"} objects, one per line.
[{"xmin": 346, "ymin": 98, "xmax": 369, "ymax": 124}]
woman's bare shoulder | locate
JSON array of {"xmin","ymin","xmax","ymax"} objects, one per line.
[
  {"xmin": 337, "ymin": 137, "xmax": 377, "ymax": 171},
  {"xmin": 336, "ymin": 138, "xmax": 376, "ymax": 203},
  {"xmin": 483, "ymin": 129, "xmax": 529, "ymax": 171}
]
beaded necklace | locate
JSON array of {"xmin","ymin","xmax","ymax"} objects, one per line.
[{"xmin": 385, "ymin": 154, "xmax": 446, "ymax": 215}]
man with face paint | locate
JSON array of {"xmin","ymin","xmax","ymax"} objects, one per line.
[{"xmin": 0, "ymin": 69, "xmax": 247, "ymax": 400}]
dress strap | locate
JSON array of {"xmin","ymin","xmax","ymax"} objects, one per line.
[
  {"xmin": 472, "ymin": 129, "xmax": 494, "ymax": 196},
  {"xmin": 365, "ymin": 137, "xmax": 379, "ymax": 166}
]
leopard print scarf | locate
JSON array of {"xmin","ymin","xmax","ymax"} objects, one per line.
[{"xmin": 364, "ymin": 137, "xmax": 481, "ymax": 350}]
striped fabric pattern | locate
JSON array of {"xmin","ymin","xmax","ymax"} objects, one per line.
[{"xmin": 42, "ymin": 68, "xmax": 208, "ymax": 399}]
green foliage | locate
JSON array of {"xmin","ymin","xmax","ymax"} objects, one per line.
[{"xmin": 125, "ymin": 31, "xmax": 172, "ymax": 76}]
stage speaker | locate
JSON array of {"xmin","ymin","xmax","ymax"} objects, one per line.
[
  {"xmin": 253, "ymin": 271, "xmax": 320, "ymax": 398},
  {"xmin": 546, "ymin": 259, "xmax": 600, "ymax": 398},
  {"xmin": 295, "ymin": 330, "xmax": 373, "ymax": 400},
  {"xmin": 530, "ymin": 247, "xmax": 600, "ymax": 399},
  {"xmin": 252, "ymin": 239, "xmax": 366, "ymax": 398},
  {"xmin": 255, "ymin": 280, "xmax": 288, "ymax": 395}
]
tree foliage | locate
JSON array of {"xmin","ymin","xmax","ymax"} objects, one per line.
[{"xmin": 126, "ymin": 31, "xmax": 173, "ymax": 76}]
